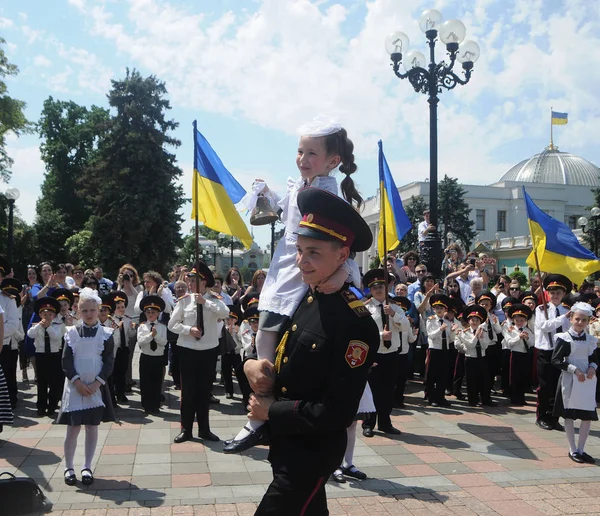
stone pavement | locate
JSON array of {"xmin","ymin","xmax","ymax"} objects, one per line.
[{"xmin": 3, "ymin": 351, "xmax": 600, "ymax": 515}]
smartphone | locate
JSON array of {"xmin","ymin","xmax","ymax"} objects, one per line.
[{"xmin": 469, "ymin": 258, "xmax": 476, "ymax": 266}]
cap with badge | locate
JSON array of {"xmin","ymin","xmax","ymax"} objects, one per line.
[
  {"xmin": 109, "ymin": 290, "xmax": 129, "ymax": 307},
  {"xmin": 296, "ymin": 188, "xmax": 373, "ymax": 252},
  {"xmin": 393, "ymin": 295, "xmax": 413, "ymax": 313},
  {"xmin": 430, "ymin": 294, "xmax": 451, "ymax": 310},
  {"xmin": 140, "ymin": 295, "xmax": 166, "ymax": 313},
  {"xmin": 1, "ymin": 277, "xmax": 21, "ymax": 297},
  {"xmin": 462, "ymin": 304, "xmax": 488, "ymax": 322},
  {"xmin": 507, "ymin": 303, "xmax": 533, "ymax": 320},
  {"xmin": 51, "ymin": 288, "xmax": 75, "ymax": 308},
  {"xmin": 543, "ymin": 273, "xmax": 572, "ymax": 292},
  {"xmin": 227, "ymin": 304, "xmax": 242, "ymax": 324},
  {"xmin": 34, "ymin": 296, "xmax": 61, "ymax": 315},
  {"xmin": 241, "ymin": 293, "xmax": 260, "ymax": 312},
  {"xmin": 100, "ymin": 294, "xmax": 115, "ymax": 313},
  {"xmin": 448, "ymin": 296, "xmax": 465, "ymax": 316},
  {"xmin": 500, "ymin": 296, "xmax": 518, "ymax": 311},
  {"xmin": 363, "ymin": 268, "xmax": 395, "ymax": 290},
  {"xmin": 187, "ymin": 260, "xmax": 215, "ymax": 288},
  {"xmin": 475, "ymin": 291, "xmax": 497, "ymax": 308},
  {"xmin": 519, "ymin": 291, "xmax": 538, "ymax": 306},
  {"xmin": 244, "ymin": 306, "xmax": 260, "ymax": 322},
  {"xmin": 0, "ymin": 256, "xmax": 11, "ymax": 277}
]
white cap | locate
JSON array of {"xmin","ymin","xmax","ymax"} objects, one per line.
[
  {"xmin": 297, "ymin": 115, "xmax": 342, "ymax": 137},
  {"xmin": 571, "ymin": 301, "xmax": 594, "ymax": 317}
]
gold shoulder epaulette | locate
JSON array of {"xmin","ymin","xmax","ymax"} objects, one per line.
[
  {"xmin": 340, "ymin": 289, "xmax": 369, "ymax": 318},
  {"xmin": 211, "ymin": 292, "xmax": 223, "ymax": 300},
  {"xmin": 177, "ymin": 293, "xmax": 190, "ymax": 301},
  {"xmin": 428, "ymin": 315, "xmax": 436, "ymax": 320}
]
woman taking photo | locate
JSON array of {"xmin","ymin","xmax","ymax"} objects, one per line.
[
  {"xmin": 224, "ymin": 267, "xmax": 244, "ymax": 305},
  {"xmin": 21, "ymin": 266, "xmax": 43, "ymax": 383},
  {"xmin": 116, "ymin": 264, "xmax": 143, "ymax": 319}
]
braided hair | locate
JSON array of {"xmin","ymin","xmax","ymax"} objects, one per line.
[{"xmin": 324, "ymin": 129, "xmax": 363, "ymax": 209}]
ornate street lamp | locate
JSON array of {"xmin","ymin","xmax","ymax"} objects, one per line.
[
  {"xmin": 385, "ymin": 9, "xmax": 480, "ymax": 279},
  {"xmin": 5, "ymin": 187, "xmax": 20, "ymax": 264},
  {"xmin": 578, "ymin": 206, "xmax": 600, "ymax": 259}
]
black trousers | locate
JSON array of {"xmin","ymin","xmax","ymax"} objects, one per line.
[
  {"xmin": 236, "ymin": 359, "xmax": 252, "ymax": 407},
  {"xmin": 500, "ymin": 348, "xmax": 511, "ymax": 395},
  {"xmin": 0, "ymin": 347, "xmax": 18, "ymax": 407},
  {"xmin": 465, "ymin": 356, "xmax": 491, "ymax": 405},
  {"xmin": 113, "ymin": 346, "xmax": 129, "ymax": 398},
  {"xmin": 169, "ymin": 340, "xmax": 181, "ymax": 387},
  {"xmin": 536, "ymin": 349, "xmax": 560, "ymax": 423},
  {"xmin": 364, "ymin": 352, "xmax": 398, "ymax": 430},
  {"xmin": 453, "ymin": 353, "xmax": 465, "ymax": 396},
  {"xmin": 509, "ymin": 351, "xmax": 529, "ymax": 405},
  {"xmin": 256, "ymin": 472, "xmax": 328, "ymax": 516},
  {"xmin": 179, "ymin": 346, "xmax": 218, "ymax": 433},
  {"xmin": 35, "ymin": 352, "xmax": 63, "ymax": 413},
  {"xmin": 140, "ymin": 353, "xmax": 164, "ymax": 412},
  {"xmin": 425, "ymin": 348, "xmax": 448, "ymax": 403},
  {"xmin": 221, "ymin": 351, "xmax": 241, "ymax": 396},
  {"xmin": 445, "ymin": 347, "xmax": 458, "ymax": 393},
  {"xmin": 487, "ymin": 343, "xmax": 502, "ymax": 385},
  {"xmin": 394, "ymin": 353, "xmax": 409, "ymax": 404}
]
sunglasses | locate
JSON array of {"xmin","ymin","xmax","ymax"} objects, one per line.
[
  {"xmin": 416, "ymin": 270, "xmax": 426, "ymax": 274},
  {"xmin": 509, "ymin": 287, "xmax": 520, "ymax": 290}
]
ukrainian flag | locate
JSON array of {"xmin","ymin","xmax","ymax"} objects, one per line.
[
  {"xmin": 551, "ymin": 111, "xmax": 568, "ymax": 125},
  {"xmin": 378, "ymin": 140, "xmax": 412, "ymax": 258},
  {"xmin": 523, "ymin": 187, "xmax": 600, "ymax": 285},
  {"xmin": 191, "ymin": 121, "xmax": 253, "ymax": 249}
]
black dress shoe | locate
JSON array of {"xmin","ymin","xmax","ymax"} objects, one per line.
[
  {"xmin": 438, "ymin": 399, "xmax": 451, "ymax": 407},
  {"xmin": 379, "ymin": 426, "xmax": 402, "ymax": 435},
  {"xmin": 209, "ymin": 395, "xmax": 220, "ymax": 404},
  {"xmin": 553, "ymin": 421, "xmax": 565, "ymax": 432},
  {"xmin": 580, "ymin": 452, "xmax": 595, "ymax": 464},
  {"xmin": 223, "ymin": 425, "xmax": 268, "ymax": 453},
  {"xmin": 569, "ymin": 451, "xmax": 585, "ymax": 463},
  {"xmin": 481, "ymin": 400, "xmax": 498, "ymax": 407},
  {"xmin": 225, "ymin": 393, "xmax": 233, "ymax": 399},
  {"xmin": 454, "ymin": 393, "xmax": 466, "ymax": 400},
  {"xmin": 536, "ymin": 419, "xmax": 553, "ymax": 431},
  {"xmin": 198, "ymin": 431, "xmax": 220, "ymax": 442},
  {"xmin": 117, "ymin": 395, "xmax": 129, "ymax": 403},
  {"xmin": 394, "ymin": 401, "xmax": 405, "ymax": 409},
  {"xmin": 331, "ymin": 470, "xmax": 346, "ymax": 483},
  {"xmin": 174, "ymin": 431, "xmax": 193, "ymax": 443},
  {"xmin": 362, "ymin": 427, "xmax": 374, "ymax": 438},
  {"xmin": 341, "ymin": 465, "xmax": 367, "ymax": 480}
]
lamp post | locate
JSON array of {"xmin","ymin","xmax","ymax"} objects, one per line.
[
  {"xmin": 578, "ymin": 207, "xmax": 600, "ymax": 260},
  {"xmin": 385, "ymin": 9, "xmax": 480, "ymax": 279},
  {"xmin": 5, "ymin": 187, "xmax": 20, "ymax": 264}
]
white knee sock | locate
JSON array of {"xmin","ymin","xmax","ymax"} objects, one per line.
[
  {"xmin": 342, "ymin": 422, "xmax": 358, "ymax": 469},
  {"xmin": 83, "ymin": 425, "xmax": 99, "ymax": 470},
  {"xmin": 578, "ymin": 420, "xmax": 592, "ymax": 454},
  {"xmin": 233, "ymin": 329, "xmax": 278, "ymax": 441},
  {"xmin": 64, "ymin": 425, "xmax": 81, "ymax": 470},
  {"xmin": 564, "ymin": 418, "xmax": 577, "ymax": 454}
]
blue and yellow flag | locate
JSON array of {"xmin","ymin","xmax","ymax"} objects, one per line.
[
  {"xmin": 378, "ymin": 140, "xmax": 412, "ymax": 258},
  {"xmin": 191, "ymin": 121, "xmax": 253, "ymax": 249},
  {"xmin": 523, "ymin": 187, "xmax": 600, "ymax": 285},
  {"xmin": 551, "ymin": 111, "xmax": 568, "ymax": 125}
]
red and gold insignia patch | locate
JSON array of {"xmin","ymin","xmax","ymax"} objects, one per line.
[{"xmin": 345, "ymin": 340, "xmax": 369, "ymax": 368}]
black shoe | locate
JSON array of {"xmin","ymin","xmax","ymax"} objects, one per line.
[
  {"xmin": 37, "ymin": 409, "xmax": 46, "ymax": 417},
  {"xmin": 331, "ymin": 470, "xmax": 346, "ymax": 483},
  {"xmin": 209, "ymin": 395, "xmax": 220, "ymax": 404},
  {"xmin": 64, "ymin": 468, "xmax": 76, "ymax": 486},
  {"xmin": 225, "ymin": 393, "xmax": 233, "ymax": 399},
  {"xmin": 580, "ymin": 452, "xmax": 595, "ymax": 464},
  {"xmin": 553, "ymin": 421, "xmax": 565, "ymax": 432},
  {"xmin": 482, "ymin": 400, "xmax": 498, "ymax": 407},
  {"xmin": 394, "ymin": 401, "xmax": 405, "ymax": 409},
  {"xmin": 454, "ymin": 393, "xmax": 466, "ymax": 400},
  {"xmin": 80, "ymin": 468, "xmax": 94, "ymax": 486},
  {"xmin": 438, "ymin": 399, "xmax": 451, "ymax": 407},
  {"xmin": 223, "ymin": 425, "xmax": 268, "ymax": 453},
  {"xmin": 379, "ymin": 426, "xmax": 402, "ymax": 435},
  {"xmin": 174, "ymin": 430, "xmax": 193, "ymax": 443},
  {"xmin": 174, "ymin": 384, "xmax": 181, "ymax": 390},
  {"xmin": 198, "ymin": 431, "xmax": 220, "ymax": 442},
  {"xmin": 117, "ymin": 395, "xmax": 129, "ymax": 403},
  {"xmin": 341, "ymin": 465, "xmax": 367, "ymax": 480},
  {"xmin": 430, "ymin": 402, "xmax": 439, "ymax": 407},
  {"xmin": 362, "ymin": 427, "xmax": 374, "ymax": 438},
  {"xmin": 536, "ymin": 419, "xmax": 553, "ymax": 431},
  {"xmin": 468, "ymin": 402, "xmax": 479, "ymax": 407},
  {"xmin": 445, "ymin": 389, "xmax": 452, "ymax": 396},
  {"xmin": 47, "ymin": 408, "xmax": 57, "ymax": 417},
  {"xmin": 569, "ymin": 451, "xmax": 585, "ymax": 463}
]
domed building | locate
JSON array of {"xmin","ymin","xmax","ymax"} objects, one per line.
[{"xmin": 356, "ymin": 145, "xmax": 599, "ymax": 277}]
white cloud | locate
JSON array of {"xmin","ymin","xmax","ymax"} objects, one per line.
[
  {"xmin": 33, "ymin": 55, "xmax": 52, "ymax": 67},
  {"xmin": 0, "ymin": 17, "xmax": 13, "ymax": 29},
  {"xmin": 21, "ymin": 25, "xmax": 43, "ymax": 44}
]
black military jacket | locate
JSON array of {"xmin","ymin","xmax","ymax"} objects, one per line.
[{"xmin": 267, "ymin": 285, "xmax": 379, "ymax": 478}]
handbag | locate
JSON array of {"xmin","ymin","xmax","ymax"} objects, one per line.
[
  {"xmin": 0, "ymin": 472, "xmax": 52, "ymax": 515},
  {"xmin": 219, "ymin": 326, "xmax": 237, "ymax": 355}
]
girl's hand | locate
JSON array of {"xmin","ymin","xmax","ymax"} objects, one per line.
[
  {"xmin": 318, "ymin": 267, "xmax": 348, "ymax": 294},
  {"xmin": 40, "ymin": 319, "xmax": 51, "ymax": 328},
  {"xmin": 74, "ymin": 379, "xmax": 93, "ymax": 396},
  {"xmin": 519, "ymin": 331, "xmax": 529, "ymax": 340},
  {"xmin": 475, "ymin": 327, "xmax": 484, "ymax": 339},
  {"xmin": 151, "ymin": 327, "xmax": 157, "ymax": 337},
  {"xmin": 87, "ymin": 380, "xmax": 102, "ymax": 394},
  {"xmin": 587, "ymin": 366, "xmax": 596, "ymax": 380},
  {"xmin": 451, "ymin": 323, "xmax": 459, "ymax": 332},
  {"xmin": 575, "ymin": 369, "xmax": 586, "ymax": 382}
]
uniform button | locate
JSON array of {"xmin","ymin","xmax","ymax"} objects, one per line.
[
  {"xmin": 307, "ymin": 296, "xmax": 314, "ymax": 304},
  {"xmin": 311, "ymin": 343, "xmax": 317, "ymax": 349},
  {"xmin": 283, "ymin": 357, "xmax": 288, "ymax": 363},
  {"xmin": 281, "ymin": 387, "xmax": 287, "ymax": 393},
  {"xmin": 291, "ymin": 324, "xmax": 297, "ymax": 331}
]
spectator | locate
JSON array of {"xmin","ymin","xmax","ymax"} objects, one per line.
[
  {"xmin": 224, "ymin": 267, "xmax": 244, "ymax": 304},
  {"xmin": 400, "ymin": 251, "xmax": 419, "ymax": 284},
  {"xmin": 212, "ymin": 274, "xmax": 233, "ymax": 304},
  {"xmin": 94, "ymin": 267, "xmax": 113, "ymax": 295},
  {"xmin": 64, "ymin": 263, "xmax": 75, "ymax": 288},
  {"xmin": 71, "ymin": 265, "xmax": 85, "ymax": 289},
  {"xmin": 407, "ymin": 264, "xmax": 428, "ymax": 302},
  {"xmin": 467, "ymin": 277, "xmax": 484, "ymax": 304},
  {"xmin": 417, "ymin": 209, "xmax": 436, "ymax": 250}
]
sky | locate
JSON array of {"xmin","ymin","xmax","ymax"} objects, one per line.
[{"xmin": 2, "ymin": 0, "xmax": 600, "ymax": 249}]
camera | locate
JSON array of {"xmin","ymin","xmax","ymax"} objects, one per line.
[
  {"xmin": 469, "ymin": 258, "xmax": 476, "ymax": 266},
  {"xmin": 123, "ymin": 273, "xmax": 131, "ymax": 282}
]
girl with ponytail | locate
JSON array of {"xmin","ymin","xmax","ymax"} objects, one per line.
[{"xmin": 225, "ymin": 116, "xmax": 365, "ymax": 453}]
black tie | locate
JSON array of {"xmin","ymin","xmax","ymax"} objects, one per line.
[
  {"xmin": 488, "ymin": 319, "xmax": 494, "ymax": 341},
  {"xmin": 380, "ymin": 304, "xmax": 391, "ymax": 349},
  {"xmin": 521, "ymin": 329, "xmax": 529, "ymax": 349},
  {"xmin": 150, "ymin": 322, "xmax": 157, "ymax": 351},
  {"xmin": 44, "ymin": 329, "xmax": 51, "ymax": 354},
  {"xmin": 196, "ymin": 295, "xmax": 204, "ymax": 334},
  {"xmin": 440, "ymin": 319, "xmax": 447, "ymax": 351},
  {"xmin": 573, "ymin": 333, "xmax": 586, "ymax": 341},
  {"xmin": 117, "ymin": 317, "xmax": 127, "ymax": 350},
  {"xmin": 555, "ymin": 307, "xmax": 562, "ymax": 334},
  {"xmin": 473, "ymin": 330, "xmax": 482, "ymax": 358}
]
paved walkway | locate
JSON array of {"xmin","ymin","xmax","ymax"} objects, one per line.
[{"xmin": 3, "ymin": 351, "xmax": 600, "ymax": 515}]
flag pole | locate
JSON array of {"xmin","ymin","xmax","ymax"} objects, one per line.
[
  {"xmin": 549, "ymin": 106, "xmax": 554, "ymax": 150},
  {"xmin": 381, "ymin": 182, "xmax": 389, "ymax": 305},
  {"xmin": 192, "ymin": 121, "xmax": 203, "ymax": 337},
  {"xmin": 532, "ymin": 246, "xmax": 548, "ymax": 319}
]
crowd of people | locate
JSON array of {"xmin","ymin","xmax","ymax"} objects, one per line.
[{"xmin": 0, "ymin": 115, "xmax": 598, "ymax": 514}]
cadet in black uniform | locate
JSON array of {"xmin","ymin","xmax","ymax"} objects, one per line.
[{"xmin": 244, "ymin": 188, "xmax": 379, "ymax": 516}]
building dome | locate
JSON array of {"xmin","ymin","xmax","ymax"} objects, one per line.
[{"xmin": 499, "ymin": 148, "xmax": 600, "ymax": 187}]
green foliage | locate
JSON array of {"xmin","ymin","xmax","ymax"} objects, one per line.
[
  {"xmin": 0, "ymin": 195, "xmax": 39, "ymax": 276},
  {"xmin": 36, "ymin": 97, "xmax": 110, "ymax": 261},
  {"xmin": 509, "ymin": 271, "xmax": 527, "ymax": 286},
  {"xmin": 81, "ymin": 69, "xmax": 184, "ymax": 275},
  {"xmin": 0, "ymin": 37, "xmax": 33, "ymax": 181},
  {"xmin": 64, "ymin": 230, "xmax": 99, "ymax": 269},
  {"xmin": 438, "ymin": 175, "xmax": 477, "ymax": 251},
  {"xmin": 369, "ymin": 253, "xmax": 380, "ymax": 270},
  {"xmin": 396, "ymin": 195, "xmax": 427, "ymax": 254},
  {"xmin": 239, "ymin": 266, "xmax": 251, "ymax": 284}
]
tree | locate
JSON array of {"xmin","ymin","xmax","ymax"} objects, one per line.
[
  {"xmin": 64, "ymin": 229, "xmax": 100, "ymax": 269},
  {"xmin": 510, "ymin": 271, "xmax": 527, "ymax": 286},
  {"xmin": 0, "ymin": 37, "xmax": 33, "ymax": 181},
  {"xmin": 35, "ymin": 98, "xmax": 110, "ymax": 262},
  {"xmin": 396, "ymin": 195, "xmax": 428, "ymax": 254},
  {"xmin": 198, "ymin": 224, "xmax": 244, "ymax": 250},
  {"xmin": 438, "ymin": 175, "xmax": 477, "ymax": 251},
  {"xmin": 81, "ymin": 69, "xmax": 184, "ymax": 275}
]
